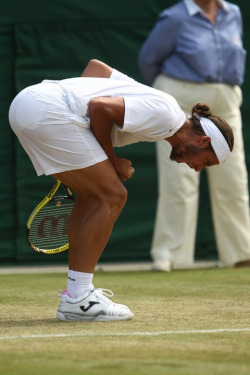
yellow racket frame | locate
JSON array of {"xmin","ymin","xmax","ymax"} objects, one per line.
[{"xmin": 27, "ymin": 180, "xmax": 71, "ymax": 254}]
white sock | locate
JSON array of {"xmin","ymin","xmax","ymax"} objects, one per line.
[{"xmin": 67, "ymin": 270, "xmax": 94, "ymax": 299}]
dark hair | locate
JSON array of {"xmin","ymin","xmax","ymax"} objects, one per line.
[{"xmin": 190, "ymin": 103, "xmax": 234, "ymax": 152}]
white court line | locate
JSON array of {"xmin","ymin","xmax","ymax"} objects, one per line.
[{"xmin": 1, "ymin": 327, "xmax": 250, "ymax": 340}]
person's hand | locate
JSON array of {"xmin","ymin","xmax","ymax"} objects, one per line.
[{"xmin": 114, "ymin": 158, "xmax": 135, "ymax": 181}]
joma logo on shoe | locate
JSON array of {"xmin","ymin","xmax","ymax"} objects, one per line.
[{"xmin": 80, "ymin": 301, "xmax": 100, "ymax": 312}]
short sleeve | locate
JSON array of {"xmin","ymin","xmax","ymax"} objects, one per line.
[{"xmin": 120, "ymin": 96, "xmax": 185, "ymax": 140}]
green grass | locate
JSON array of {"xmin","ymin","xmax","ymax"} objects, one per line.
[{"xmin": 0, "ymin": 268, "xmax": 250, "ymax": 375}]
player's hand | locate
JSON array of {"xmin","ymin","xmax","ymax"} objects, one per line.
[{"xmin": 114, "ymin": 158, "xmax": 135, "ymax": 181}]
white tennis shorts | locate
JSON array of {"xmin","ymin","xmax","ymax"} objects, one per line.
[{"xmin": 9, "ymin": 82, "xmax": 108, "ymax": 176}]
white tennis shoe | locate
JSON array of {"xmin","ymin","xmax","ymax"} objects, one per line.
[
  {"xmin": 57, "ymin": 288, "xmax": 134, "ymax": 321},
  {"xmin": 151, "ymin": 259, "xmax": 172, "ymax": 272}
]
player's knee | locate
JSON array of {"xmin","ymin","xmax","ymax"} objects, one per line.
[{"xmin": 104, "ymin": 184, "xmax": 127, "ymax": 219}]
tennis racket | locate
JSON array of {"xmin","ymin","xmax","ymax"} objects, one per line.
[{"xmin": 26, "ymin": 180, "xmax": 75, "ymax": 254}]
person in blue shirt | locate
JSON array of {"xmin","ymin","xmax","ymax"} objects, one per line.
[{"xmin": 138, "ymin": 0, "xmax": 250, "ymax": 271}]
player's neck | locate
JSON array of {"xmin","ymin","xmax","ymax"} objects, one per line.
[{"xmin": 166, "ymin": 119, "xmax": 192, "ymax": 147}]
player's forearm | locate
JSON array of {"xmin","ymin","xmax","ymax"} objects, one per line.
[
  {"xmin": 88, "ymin": 102, "xmax": 118, "ymax": 166},
  {"xmin": 91, "ymin": 123, "xmax": 118, "ymax": 165},
  {"xmin": 89, "ymin": 102, "xmax": 134, "ymax": 181},
  {"xmin": 88, "ymin": 96, "xmax": 124, "ymax": 155},
  {"xmin": 88, "ymin": 96, "xmax": 125, "ymax": 171}
]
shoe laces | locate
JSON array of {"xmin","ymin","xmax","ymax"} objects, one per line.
[
  {"xmin": 94, "ymin": 288, "xmax": 114, "ymax": 303},
  {"xmin": 57, "ymin": 288, "xmax": 113, "ymax": 301}
]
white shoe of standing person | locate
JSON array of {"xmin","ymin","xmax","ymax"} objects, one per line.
[{"xmin": 151, "ymin": 259, "xmax": 173, "ymax": 272}]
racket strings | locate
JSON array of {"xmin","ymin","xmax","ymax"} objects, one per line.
[{"xmin": 28, "ymin": 198, "xmax": 74, "ymax": 250}]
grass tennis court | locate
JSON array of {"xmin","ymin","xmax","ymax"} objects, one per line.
[{"xmin": 0, "ymin": 268, "xmax": 250, "ymax": 375}]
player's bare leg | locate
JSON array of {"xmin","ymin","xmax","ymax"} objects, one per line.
[
  {"xmin": 53, "ymin": 159, "xmax": 127, "ymax": 273},
  {"xmin": 54, "ymin": 160, "xmax": 134, "ymax": 321}
]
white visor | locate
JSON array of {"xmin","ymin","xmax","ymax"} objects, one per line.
[{"xmin": 194, "ymin": 114, "xmax": 230, "ymax": 163}]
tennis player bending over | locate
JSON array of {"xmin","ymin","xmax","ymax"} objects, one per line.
[{"xmin": 9, "ymin": 59, "xmax": 234, "ymax": 321}]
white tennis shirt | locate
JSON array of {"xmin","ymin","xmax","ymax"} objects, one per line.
[{"xmin": 54, "ymin": 74, "xmax": 186, "ymax": 147}]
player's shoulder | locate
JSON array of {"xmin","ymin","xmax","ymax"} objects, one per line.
[{"xmin": 141, "ymin": 84, "xmax": 183, "ymax": 113}]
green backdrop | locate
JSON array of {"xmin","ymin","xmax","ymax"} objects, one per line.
[{"xmin": 1, "ymin": 0, "xmax": 249, "ymax": 265}]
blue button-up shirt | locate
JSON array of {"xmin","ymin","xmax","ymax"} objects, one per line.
[{"xmin": 138, "ymin": 0, "xmax": 246, "ymax": 86}]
